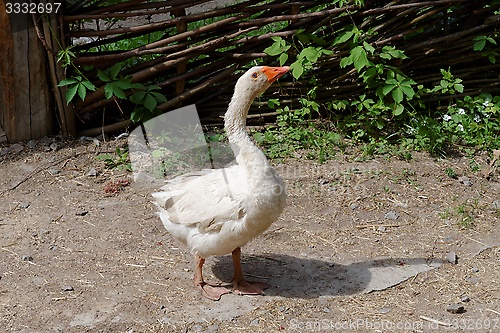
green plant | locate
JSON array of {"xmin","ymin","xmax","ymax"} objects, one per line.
[
  {"xmin": 440, "ymin": 200, "xmax": 478, "ymax": 229},
  {"xmin": 428, "ymin": 68, "xmax": 464, "ymax": 95},
  {"xmin": 441, "ymin": 93, "xmax": 500, "ymax": 149},
  {"xmin": 455, "ymin": 200, "xmax": 477, "ymax": 229},
  {"xmin": 129, "ymin": 83, "xmax": 167, "ymax": 123},
  {"xmin": 445, "ymin": 167, "xmax": 458, "ymax": 178},
  {"xmin": 264, "ymin": 31, "xmax": 333, "ymax": 79},
  {"xmin": 473, "ymin": 35, "xmax": 498, "ymax": 63},
  {"xmin": 97, "ymin": 148, "xmax": 132, "ymax": 171},
  {"xmin": 57, "ymin": 75, "xmax": 96, "ymax": 104},
  {"xmin": 97, "ymin": 63, "xmax": 134, "ymax": 100}
]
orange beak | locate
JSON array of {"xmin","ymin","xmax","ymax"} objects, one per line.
[{"xmin": 262, "ymin": 66, "xmax": 290, "ymax": 82}]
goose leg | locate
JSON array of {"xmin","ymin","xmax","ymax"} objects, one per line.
[
  {"xmin": 194, "ymin": 254, "xmax": 229, "ymax": 301},
  {"xmin": 231, "ymin": 247, "xmax": 270, "ymax": 296}
]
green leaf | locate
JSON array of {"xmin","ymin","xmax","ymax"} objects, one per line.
[
  {"xmin": 382, "ymin": 84, "xmax": 396, "ymax": 96},
  {"xmin": 268, "ymin": 98, "xmax": 280, "ymax": 109},
  {"xmin": 97, "ymin": 69, "xmax": 111, "ymax": 82},
  {"xmin": 104, "ymin": 84, "xmax": 113, "ymax": 99},
  {"xmin": 290, "ymin": 60, "xmax": 304, "ymax": 79},
  {"xmin": 301, "ymin": 47, "xmax": 320, "ymax": 63},
  {"xmin": 473, "ymin": 40, "xmax": 486, "ymax": 51},
  {"xmin": 130, "ymin": 109, "xmax": 143, "ymax": 123},
  {"xmin": 380, "ymin": 53, "xmax": 392, "ymax": 60},
  {"xmin": 392, "ymin": 87, "xmax": 404, "ymax": 103},
  {"xmin": 340, "ymin": 56, "xmax": 353, "ymax": 68},
  {"xmin": 335, "ymin": 30, "xmax": 354, "ymax": 44},
  {"xmin": 112, "ymin": 85, "xmax": 127, "ymax": 99},
  {"xmin": 152, "ymin": 149, "xmax": 164, "ymax": 158},
  {"xmin": 131, "ymin": 83, "xmax": 147, "ymax": 90},
  {"xmin": 393, "ymin": 103, "xmax": 404, "ymax": 116},
  {"xmin": 115, "ymin": 78, "xmax": 133, "ymax": 90},
  {"xmin": 77, "ymin": 83, "xmax": 87, "ymax": 101},
  {"xmin": 143, "ymin": 94, "xmax": 157, "ymax": 110},
  {"xmin": 65, "ymin": 84, "xmax": 78, "ymax": 104},
  {"xmin": 454, "ymin": 83, "xmax": 464, "ymax": 93},
  {"xmin": 279, "ymin": 52, "xmax": 288, "ymax": 66},
  {"xmin": 295, "ymin": 32, "xmax": 310, "ymax": 45},
  {"xmin": 151, "ymin": 91, "xmax": 167, "ymax": 103},
  {"xmin": 351, "ymin": 46, "xmax": 369, "ymax": 71},
  {"xmin": 109, "ymin": 63, "xmax": 122, "ymax": 80},
  {"xmin": 264, "ymin": 43, "xmax": 282, "ymax": 56},
  {"xmin": 363, "ymin": 41, "xmax": 375, "ymax": 54},
  {"xmin": 130, "ymin": 91, "xmax": 146, "ymax": 104},
  {"xmin": 81, "ymin": 80, "xmax": 96, "ymax": 91},
  {"xmin": 401, "ymin": 85, "xmax": 415, "ymax": 99}
]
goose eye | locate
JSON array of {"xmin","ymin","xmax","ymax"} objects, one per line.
[{"xmin": 251, "ymin": 72, "xmax": 259, "ymax": 79}]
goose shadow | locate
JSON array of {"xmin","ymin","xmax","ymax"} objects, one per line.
[{"xmin": 212, "ymin": 254, "xmax": 441, "ymax": 298}]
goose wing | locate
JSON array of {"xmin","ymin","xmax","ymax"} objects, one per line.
[{"xmin": 152, "ymin": 166, "xmax": 247, "ymax": 233}]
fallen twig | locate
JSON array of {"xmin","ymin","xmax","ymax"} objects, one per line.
[
  {"xmin": 355, "ymin": 224, "xmax": 403, "ymax": 229},
  {"xmin": 419, "ymin": 315, "xmax": 452, "ymax": 327}
]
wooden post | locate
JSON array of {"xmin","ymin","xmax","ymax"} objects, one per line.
[
  {"xmin": 0, "ymin": 3, "xmax": 53, "ymax": 142},
  {"xmin": 172, "ymin": 8, "xmax": 188, "ymax": 107}
]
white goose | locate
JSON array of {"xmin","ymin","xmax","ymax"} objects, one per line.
[{"xmin": 153, "ymin": 66, "xmax": 289, "ymax": 300}]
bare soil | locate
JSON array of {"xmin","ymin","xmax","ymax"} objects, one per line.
[{"xmin": 0, "ymin": 137, "xmax": 499, "ymax": 333}]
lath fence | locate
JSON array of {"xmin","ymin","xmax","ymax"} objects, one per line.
[{"xmin": 39, "ymin": 0, "xmax": 500, "ymax": 136}]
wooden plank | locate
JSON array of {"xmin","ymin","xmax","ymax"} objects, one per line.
[{"xmin": 0, "ymin": 7, "xmax": 53, "ymax": 143}]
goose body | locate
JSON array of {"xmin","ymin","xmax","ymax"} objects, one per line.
[{"xmin": 153, "ymin": 66, "xmax": 289, "ymax": 300}]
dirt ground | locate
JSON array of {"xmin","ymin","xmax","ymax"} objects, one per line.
[{"xmin": 0, "ymin": 136, "xmax": 499, "ymax": 333}]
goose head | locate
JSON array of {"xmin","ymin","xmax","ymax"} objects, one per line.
[{"xmin": 234, "ymin": 66, "xmax": 290, "ymax": 101}]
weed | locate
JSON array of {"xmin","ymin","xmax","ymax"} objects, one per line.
[
  {"xmin": 97, "ymin": 148, "xmax": 132, "ymax": 171},
  {"xmin": 440, "ymin": 199, "xmax": 478, "ymax": 229},
  {"xmin": 444, "ymin": 167, "xmax": 458, "ymax": 178}
]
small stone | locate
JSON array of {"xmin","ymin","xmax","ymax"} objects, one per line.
[
  {"xmin": 19, "ymin": 203, "xmax": 30, "ymax": 209},
  {"xmin": 86, "ymin": 168, "xmax": 97, "ymax": 177},
  {"xmin": 384, "ymin": 211, "xmax": 399, "ymax": 220},
  {"xmin": 446, "ymin": 303, "xmax": 465, "ymax": 314},
  {"xmin": 377, "ymin": 226, "xmax": 387, "ymax": 232},
  {"xmin": 465, "ymin": 276, "xmax": 480, "ymax": 285},
  {"xmin": 21, "ymin": 255, "xmax": 33, "ymax": 262},
  {"xmin": 49, "ymin": 143, "xmax": 60, "ymax": 151},
  {"xmin": 443, "ymin": 235, "xmax": 454, "ymax": 243},
  {"xmin": 319, "ymin": 179, "xmax": 329, "ymax": 185},
  {"xmin": 461, "ymin": 295, "xmax": 470, "ymax": 303},
  {"xmin": 458, "ymin": 176, "xmax": 472, "ymax": 186},
  {"xmin": 49, "ymin": 245, "xmax": 58, "ymax": 251},
  {"xmin": 492, "ymin": 200, "xmax": 500, "ymax": 210},
  {"xmin": 379, "ymin": 307, "xmax": 391, "ymax": 314},
  {"xmin": 10, "ymin": 143, "xmax": 24, "ymax": 153},
  {"xmin": 40, "ymin": 136, "xmax": 52, "ymax": 146},
  {"xmin": 471, "ymin": 267, "xmax": 479, "ymax": 273},
  {"xmin": 279, "ymin": 306, "xmax": 286, "ymax": 312},
  {"xmin": 250, "ymin": 318, "xmax": 260, "ymax": 326},
  {"xmin": 323, "ymin": 308, "xmax": 331, "ymax": 313},
  {"xmin": 48, "ymin": 168, "xmax": 60, "ymax": 175},
  {"xmin": 394, "ymin": 202, "xmax": 409, "ymax": 209},
  {"xmin": 350, "ymin": 203, "xmax": 359, "ymax": 210},
  {"xmin": 75, "ymin": 210, "xmax": 88, "ymax": 216},
  {"xmin": 446, "ymin": 251, "xmax": 458, "ymax": 264},
  {"xmin": 27, "ymin": 140, "xmax": 37, "ymax": 149},
  {"xmin": 62, "ymin": 285, "xmax": 74, "ymax": 292}
]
